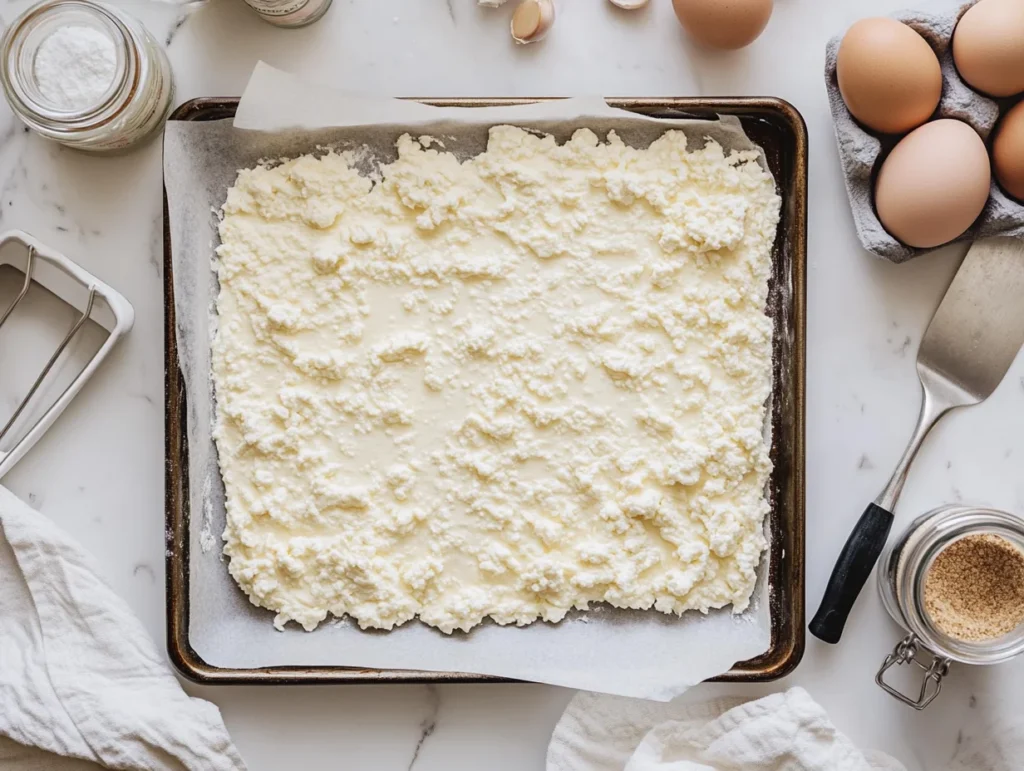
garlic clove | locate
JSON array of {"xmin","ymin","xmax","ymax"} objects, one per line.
[
  {"xmin": 511, "ymin": 0, "xmax": 555, "ymax": 44},
  {"xmin": 608, "ymin": 0, "xmax": 649, "ymax": 8},
  {"xmin": 478, "ymin": 0, "xmax": 509, "ymax": 6}
]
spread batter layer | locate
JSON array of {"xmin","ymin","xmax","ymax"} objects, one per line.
[{"xmin": 213, "ymin": 125, "xmax": 781, "ymax": 634}]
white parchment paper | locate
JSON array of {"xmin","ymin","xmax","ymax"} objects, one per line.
[{"xmin": 163, "ymin": 64, "xmax": 773, "ymax": 700}]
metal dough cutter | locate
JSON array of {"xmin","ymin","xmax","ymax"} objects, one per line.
[{"xmin": 0, "ymin": 230, "xmax": 133, "ymax": 479}]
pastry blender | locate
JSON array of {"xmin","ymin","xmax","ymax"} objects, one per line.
[{"xmin": 0, "ymin": 230, "xmax": 133, "ymax": 479}]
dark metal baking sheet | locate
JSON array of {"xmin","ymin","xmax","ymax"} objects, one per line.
[{"xmin": 164, "ymin": 96, "xmax": 806, "ymax": 684}]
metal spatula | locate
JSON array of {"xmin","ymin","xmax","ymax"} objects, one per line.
[{"xmin": 811, "ymin": 237, "xmax": 1024, "ymax": 644}]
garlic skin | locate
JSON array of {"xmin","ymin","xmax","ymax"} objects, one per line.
[
  {"xmin": 511, "ymin": 0, "xmax": 555, "ymax": 44},
  {"xmin": 478, "ymin": 0, "xmax": 509, "ymax": 6},
  {"xmin": 609, "ymin": 0, "xmax": 649, "ymax": 8}
]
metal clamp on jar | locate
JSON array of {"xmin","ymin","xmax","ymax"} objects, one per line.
[{"xmin": 876, "ymin": 506, "xmax": 1024, "ymax": 709}]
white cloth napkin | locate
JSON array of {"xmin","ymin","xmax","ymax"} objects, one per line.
[
  {"xmin": 548, "ymin": 686, "xmax": 1024, "ymax": 771},
  {"xmin": 547, "ymin": 688, "xmax": 902, "ymax": 771},
  {"xmin": 0, "ymin": 485, "xmax": 246, "ymax": 771}
]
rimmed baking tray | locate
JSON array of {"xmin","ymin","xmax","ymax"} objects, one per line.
[{"xmin": 164, "ymin": 97, "xmax": 807, "ymax": 684}]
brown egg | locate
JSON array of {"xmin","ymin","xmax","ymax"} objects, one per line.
[
  {"xmin": 953, "ymin": 0, "xmax": 1024, "ymax": 97},
  {"xmin": 671, "ymin": 0, "xmax": 773, "ymax": 50},
  {"xmin": 875, "ymin": 119, "xmax": 991, "ymax": 249},
  {"xmin": 836, "ymin": 18, "xmax": 942, "ymax": 135},
  {"xmin": 994, "ymin": 101, "xmax": 1024, "ymax": 201}
]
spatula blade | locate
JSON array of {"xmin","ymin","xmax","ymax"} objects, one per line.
[{"xmin": 920, "ymin": 238, "xmax": 1024, "ymax": 401}]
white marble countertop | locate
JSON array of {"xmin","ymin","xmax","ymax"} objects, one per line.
[{"xmin": 2, "ymin": 0, "xmax": 1024, "ymax": 768}]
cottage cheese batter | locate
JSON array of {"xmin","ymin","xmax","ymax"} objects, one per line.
[{"xmin": 214, "ymin": 126, "xmax": 780, "ymax": 634}]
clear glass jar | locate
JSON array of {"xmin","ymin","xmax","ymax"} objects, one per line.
[
  {"xmin": 0, "ymin": 0, "xmax": 174, "ymax": 152},
  {"xmin": 242, "ymin": 0, "xmax": 332, "ymax": 28},
  {"xmin": 876, "ymin": 505, "xmax": 1024, "ymax": 709}
]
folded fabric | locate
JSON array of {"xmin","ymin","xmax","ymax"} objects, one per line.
[
  {"xmin": 0, "ymin": 485, "xmax": 246, "ymax": 771},
  {"xmin": 549, "ymin": 683, "xmax": 1024, "ymax": 771},
  {"xmin": 547, "ymin": 687, "xmax": 903, "ymax": 771}
]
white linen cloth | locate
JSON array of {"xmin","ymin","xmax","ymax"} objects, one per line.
[
  {"xmin": 547, "ymin": 688, "xmax": 903, "ymax": 771},
  {"xmin": 0, "ymin": 485, "xmax": 246, "ymax": 770},
  {"xmin": 548, "ymin": 685, "xmax": 1024, "ymax": 771}
]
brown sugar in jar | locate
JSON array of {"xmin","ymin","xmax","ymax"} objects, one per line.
[
  {"xmin": 923, "ymin": 533, "xmax": 1024, "ymax": 642},
  {"xmin": 877, "ymin": 507, "xmax": 1024, "ymax": 709}
]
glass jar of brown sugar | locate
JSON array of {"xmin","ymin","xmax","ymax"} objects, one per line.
[{"xmin": 876, "ymin": 505, "xmax": 1024, "ymax": 710}]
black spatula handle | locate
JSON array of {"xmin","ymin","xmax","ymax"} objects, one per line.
[{"xmin": 809, "ymin": 503, "xmax": 894, "ymax": 644}]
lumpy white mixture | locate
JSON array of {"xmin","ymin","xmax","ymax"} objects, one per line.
[{"xmin": 213, "ymin": 125, "xmax": 780, "ymax": 634}]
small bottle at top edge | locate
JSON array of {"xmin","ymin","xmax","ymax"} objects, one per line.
[{"xmin": 242, "ymin": 0, "xmax": 332, "ymax": 27}]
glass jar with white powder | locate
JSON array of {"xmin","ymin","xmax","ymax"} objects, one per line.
[{"xmin": 0, "ymin": 0, "xmax": 174, "ymax": 152}]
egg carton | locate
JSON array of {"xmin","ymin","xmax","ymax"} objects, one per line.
[{"xmin": 825, "ymin": 2, "xmax": 1024, "ymax": 263}]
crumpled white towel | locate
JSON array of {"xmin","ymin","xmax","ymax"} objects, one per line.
[
  {"xmin": 547, "ymin": 688, "xmax": 903, "ymax": 771},
  {"xmin": 0, "ymin": 485, "xmax": 246, "ymax": 770},
  {"xmin": 549, "ymin": 686, "xmax": 1024, "ymax": 771}
]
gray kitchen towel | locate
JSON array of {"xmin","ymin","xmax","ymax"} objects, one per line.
[{"xmin": 0, "ymin": 485, "xmax": 246, "ymax": 771}]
